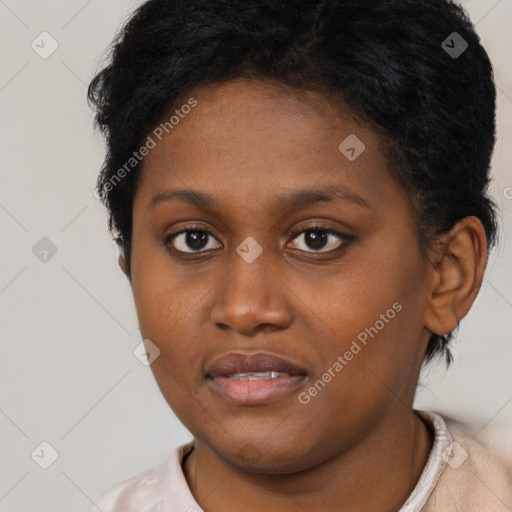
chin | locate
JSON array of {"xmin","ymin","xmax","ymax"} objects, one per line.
[{"xmin": 211, "ymin": 437, "xmax": 318, "ymax": 474}]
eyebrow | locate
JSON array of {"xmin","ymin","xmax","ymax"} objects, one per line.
[{"xmin": 149, "ymin": 184, "xmax": 370, "ymax": 212}]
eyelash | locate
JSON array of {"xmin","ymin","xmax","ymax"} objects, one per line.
[{"xmin": 163, "ymin": 224, "xmax": 354, "ymax": 256}]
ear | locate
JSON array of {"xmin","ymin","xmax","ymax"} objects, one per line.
[
  {"xmin": 118, "ymin": 253, "xmax": 128, "ymax": 275},
  {"xmin": 424, "ymin": 216, "xmax": 488, "ymax": 336}
]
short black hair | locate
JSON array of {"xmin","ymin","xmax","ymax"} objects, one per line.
[{"xmin": 88, "ymin": 0, "xmax": 499, "ymax": 366}]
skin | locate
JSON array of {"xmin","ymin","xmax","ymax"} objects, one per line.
[{"xmin": 119, "ymin": 77, "xmax": 488, "ymax": 512}]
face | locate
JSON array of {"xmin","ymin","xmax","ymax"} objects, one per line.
[{"xmin": 129, "ymin": 78, "xmax": 433, "ymax": 473}]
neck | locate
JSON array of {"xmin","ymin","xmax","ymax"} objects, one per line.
[{"xmin": 183, "ymin": 408, "xmax": 434, "ymax": 512}]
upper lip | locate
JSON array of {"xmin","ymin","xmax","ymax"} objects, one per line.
[{"xmin": 205, "ymin": 352, "xmax": 308, "ymax": 378}]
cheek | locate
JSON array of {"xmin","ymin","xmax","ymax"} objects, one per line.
[
  {"xmin": 300, "ymin": 235, "xmax": 422, "ymax": 343},
  {"xmin": 292, "ymin": 292, "xmax": 422, "ymax": 453},
  {"xmin": 133, "ymin": 278, "xmax": 206, "ymax": 367},
  {"xmin": 294, "ymin": 236, "xmax": 426, "ymax": 401},
  {"xmin": 131, "ymin": 270, "xmax": 209, "ymax": 415},
  {"xmin": 130, "ymin": 231, "xmax": 199, "ymax": 337}
]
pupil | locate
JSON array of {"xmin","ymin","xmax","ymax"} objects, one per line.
[
  {"xmin": 184, "ymin": 229, "xmax": 329, "ymax": 251},
  {"xmin": 306, "ymin": 230, "xmax": 327, "ymax": 250},
  {"xmin": 187, "ymin": 230, "xmax": 208, "ymax": 250}
]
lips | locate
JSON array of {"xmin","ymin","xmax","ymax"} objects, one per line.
[
  {"xmin": 205, "ymin": 352, "xmax": 307, "ymax": 406},
  {"xmin": 205, "ymin": 352, "xmax": 307, "ymax": 379}
]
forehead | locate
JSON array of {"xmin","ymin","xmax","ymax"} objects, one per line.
[{"xmin": 133, "ymin": 78, "xmax": 396, "ymax": 219}]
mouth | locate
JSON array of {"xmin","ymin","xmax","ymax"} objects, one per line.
[
  {"xmin": 224, "ymin": 371, "xmax": 293, "ymax": 380},
  {"xmin": 205, "ymin": 352, "xmax": 307, "ymax": 405}
]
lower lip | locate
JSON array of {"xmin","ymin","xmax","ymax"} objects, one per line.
[{"xmin": 207, "ymin": 375, "xmax": 306, "ymax": 405}]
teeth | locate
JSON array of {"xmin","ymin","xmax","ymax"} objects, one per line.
[{"xmin": 227, "ymin": 371, "xmax": 289, "ymax": 380}]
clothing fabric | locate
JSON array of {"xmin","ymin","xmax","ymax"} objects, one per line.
[{"xmin": 92, "ymin": 410, "xmax": 512, "ymax": 511}]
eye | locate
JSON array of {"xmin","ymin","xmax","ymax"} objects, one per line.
[
  {"xmin": 287, "ymin": 226, "xmax": 353, "ymax": 253},
  {"xmin": 165, "ymin": 225, "xmax": 221, "ymax": 254},
  {"xmin": 164, "ymin": 224, "xmax": 353, "ymax": 256}
]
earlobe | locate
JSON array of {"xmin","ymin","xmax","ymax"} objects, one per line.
[
  {"xmin": 423, "ymin": 216, "xmax": 487, "ymax": 336},
  {"xmin": 118, "ymin": 253, "xmax": 128, "ymax": 275}
]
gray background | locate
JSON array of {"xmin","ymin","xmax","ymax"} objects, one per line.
[{"xmin": 0, "ymin": 0, "xmax": 511, "ymax": 511}]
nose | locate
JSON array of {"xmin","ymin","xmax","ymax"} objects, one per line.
[{"xmin": 210, "ymin": 242, "xmax": 293, "ymax": 335}]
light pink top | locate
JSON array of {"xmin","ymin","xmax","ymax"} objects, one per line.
[{"xmin": 92, "ymin": 410, "xmax": 512, "ymax": 511}]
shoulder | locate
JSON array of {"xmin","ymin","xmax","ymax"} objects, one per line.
[
  {"xmin": 425, "ymin": 415, "xmax": 512, "ymax": 512},
  {"xmin": 91, "ymin": 441, "xmax": 197, "ymax": 512},
  {"xmin": 92, "ymin": 464, "xmax": 162, "ymax": 512}
]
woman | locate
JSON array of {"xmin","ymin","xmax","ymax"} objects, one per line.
[{"xmin": 88, "ymin": 0, "xmax": 512, "ymax": 510}]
